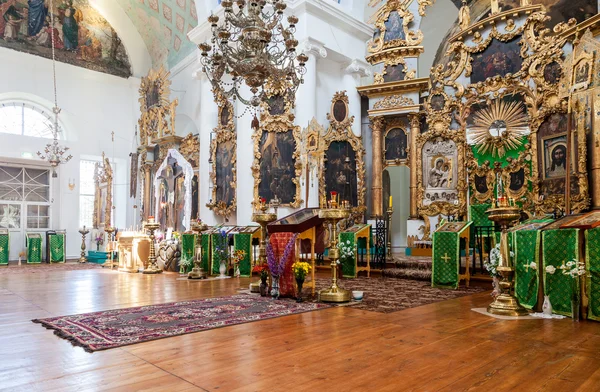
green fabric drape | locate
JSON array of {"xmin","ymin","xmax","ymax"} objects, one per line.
[
  {"xmin": 470, "ymin": 204, "xmax": 494, "ymax": 227},
  {"xmin": 27, "ymin": 236, "xmax": 42, "ymax": 264},
  {"xmin": 211, "ymin": 233, "xmax": 228, "ymax": 275},
  {"xmin": 0, "ymin": 233, "xmax": 8, "ymax": 265},
  {"xmin": 585, "ymin": 228, "xmax": 600, "ymax": 321},
  {"xmin": 234, "ymin": 233, "xmax": 252, "ymax": 277},
  {"xmin": 201, "ymin": 234, "xmax": 210, "ymax": 273},
  {"xmin": 432, "ymin": 231, "xmax": 460, "ymax": 289},
  {"xmin": 49, "ymin": 233, "xmax": 65, "ymax": 263},
  {"xmin": 514, "ymin": 229, "xmax": 540, "ymax": 309},
  {"xmin": 181, "ymin": 233, "xmax": 197, "ymax": 273},
  {"xmin": 340, "ymin": 232, "xmax": 355, "ymax": 278},
  {"xmin": 542, "ymin": 229, "xmax": 579, "ymax": 317}
]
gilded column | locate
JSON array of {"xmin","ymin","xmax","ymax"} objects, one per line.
[
  {"xmin": 371, "ymin": 116, "xmax": 385, "ymax": 216},
  {"xmin": 142, "ymin": 161, "xmax": 152, "ymax": 221},
  {"xmin": 591, "ymin": 91, "xmax": 600, "ymax": 209},
  {"xmin": 408, "ymin": 113, "xmax": 420, "ymax": 218}
]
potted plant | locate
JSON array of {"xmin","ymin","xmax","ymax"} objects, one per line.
[
  {"xmin": 556, "ymin": 260, "xmax": 586, "ymax": 320},
  {"xmin": 214, "ymin": 230, "xmax": 229, "ymax": 278},
  {"xmin": 252, "ymin": 263, "xmax": 269, "ymax": 296},
  {"xmin": 179, "ymin": 257, "xmax": 193, "ymax": 274},
  {"xmin": 231, "ymin": 250, "xmax": 246, "ymax": 278},
  {"xmin": 95, "ymin": 232, "xmax": 104, "ymax": 251},
  {"xmin": 292, "ymin": 261, "xmax": 311, "ymax": 302}
]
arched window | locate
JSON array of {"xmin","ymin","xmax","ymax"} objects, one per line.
[{"xmin": 0, "ymin": 101, "xmax": 59, "ymax": 139}]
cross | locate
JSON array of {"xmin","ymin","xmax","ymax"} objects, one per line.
[
  {"xmin": 32, "ymin": 246, "xmax": 38, "ymax": 252},
  {"xmin": 187, "ymin": 248, "xmax": 193, "ymax": 256},
  {"xmin": 0, "ymin": 246, "xmax": 3, "ymax": 253},
  {"xmin": 111, "ymin": 131, "xmax": 115, "ymax": 142},
  {"xmin": 54, "ymin": 247, "xmax": 60, "ymax": 254},
  {"xmin": 441, "ymin": 253, "xmax": 452, "ymax": 263}
]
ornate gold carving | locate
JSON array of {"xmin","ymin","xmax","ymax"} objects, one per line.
[
  {"xmin": 138, "ymin": 66, "xmax": 178, "ymax": 147},
  {"xmin": 252, "ymin": 80, "xmax": 303, "ymax": 208},
  {"xmin": 179, "ymin": 133, "xmax": 200, "ymax": 168},
  {"xmin": 502, "ymin": 155, "xmax": 531, "ymax": 201},
  {"xmin": 374, "ymin": 95, "xmax": 415, "ymax": 110},
  {"xmin": 93, "ymin": 152, "xmax": 113, "ymax": 229},
  {"xmin": 458, "ymin": 0, "xmax": 470, "ymax": 31}
]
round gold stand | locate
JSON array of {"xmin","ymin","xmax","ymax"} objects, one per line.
[
  {"xmin": 78, "ymin": 227, "xmax": 89, "ymax": 264},
  {"xmin": 143, "ymin": 221, "xmax": 162, "ymax": 274},
  {"xmin": 319, "ymin": 208, "xmax": 351, "ymax": 303},
  {"xmin": 486, "ymin": 205, "xmax": 528, "ymax": 316},
  {"xmin": 250, "ymin": 211, "xmax": 277, "ymax": 292},
  {"xmin": 188, "ymin": 221, "xmax": 209, "ymax": 279}
]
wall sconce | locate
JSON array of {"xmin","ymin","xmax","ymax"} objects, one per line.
[{"xmin": 68, "ymin": 178, "xmax": 76, "ymax": 191}]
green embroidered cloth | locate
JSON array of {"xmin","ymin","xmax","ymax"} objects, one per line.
[
  {"xmin": 201, "ymin": 234, "xmax": 210, "ymax": 273},
  {"xmin": 48, "ymin": 233, "xmax": 65, "ymax": 263},
  {"xmin": 27, "ymin": 236, "xmax": 42, "ymax": 264},
  {"xmin": 234, "ymin": 233, "xmax": 252, "ymax": 277},
  {"xmin": 0, "ymin": 233, "xmax": 8, "ymax": 265},
  {"xmin": 181, "ymin": 233, "xmax": 197, "ymax": 273},
  {"xmin": 432, "ymin": 231, "xmax": 461, "ymax": 289},
  {"xmin": 542, "ymin": 229, "xmax": 579, "ymax": 317},
  {"xmin": 514, "ymin": 229, "xmax": 540, "ymax": 309},
  {"xmin": 470, "ymin": 204, "xmax": 493, "ymax": 227},
  {"xmin": 211, "ymin": 232, "xmax": 228, "ymax": 275},
  {"xmin": 585, "ymin": 228, "xmax": 600, "ymax": 321},
  {"xmin": 340, "ymin": 232, "xmax": 355, "ymax": 278}
]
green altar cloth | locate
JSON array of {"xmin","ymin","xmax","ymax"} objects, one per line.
[
  {"xmin": 542, "ymin": 229, "xmax": 579, "ymax": 317},
  {"xmin": 201, "ymin": 234, "xmax": 210, "ymax": 273},
  {"xmin": 514, "ymin": 230, "xmax": 540, "ymax": 309},
  {"xmin": 26, "ymin": 234, "xmax": 42, "ymax": 264},
  {"xmin": 48, "ymin": 232, "xmax": 65, "ymax": 263},
  {"xmin": 234, "ymin": 233, "xmax": 252, "ymax": 277},
  {"xmin": 181, "ymin": 233, "xmax": 197, "ymax": 273},
  {"xmin": 432, "ymin": 222, "xmax": 471, "ymax": 289},
  {"xmin": 211, "ymin": 232, "xmax": 228, "ymax": 275},
  {"xmin": 0, "ymin": 232, "xmax": 8, "ymax": 265},
  {"xmin": 585, "ymin": 228, "xmax": 600, "ymax": 321},
  {"xmin": 470, "ymin": 204, "xmax": 493, "ymax": 227}
]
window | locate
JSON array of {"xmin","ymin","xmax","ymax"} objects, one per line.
[
  {"xmin": 79, "ymin": 160, "xmax": 97, "ymax": 228},
  {"xmin": 0, "ymin": 166, "xmax": 51, "ymax": 230},
  {"xmin": 0, "ymin": 101, "xmax": 60, "ymax": 139}
]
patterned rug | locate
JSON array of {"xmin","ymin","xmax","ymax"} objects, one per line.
[
  {"xmin": 308, "ymin": 277, "xmax": 488, "ymax": 313},
  {"xmin": 33, "ymin": 294, "xmax": 329, "ymax": 352},
  {"xmin": 0, "ymin": 262, "xmax": 102, "ymax": 275}
]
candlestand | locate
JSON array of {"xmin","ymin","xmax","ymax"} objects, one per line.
[
  {"xmin": 78, "ymin": 227, "xmax": 89, "ymax": 263},
  {"xmin": 319, "ymin": 208, "xmax": 351, "ymax": 303},
  {"xmin": 386, "ymin": 206, "xmax": 394, "ymax": 261},
  {"xmin": 104, "ymin": 226, "xmax": 116, "ymax": 269},
  {"xmin": 188, "ymin": 221, "xmax": 209, "ymax": 279},
  {"xmin": 143, "ymin": 220, "xmax": 162, "ymax": 274},
  {"xmin": 250, "ymin": 210, "xmax": 277, "ymax": 292},
  {"xmin": 486, "ymin": 204, "xmax": 528, "ymax": 316}
]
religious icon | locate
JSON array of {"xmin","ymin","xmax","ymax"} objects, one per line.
[
  {"xmin": 324, "ymin": 141, "xmax": 357, "ymax": 206},
  {"xmin": 267, "ymin": 95, "xmax": 286, "ymax": 116},
  {"xmin": 509, "ymin": 168, "xmax": 525, "ymax": 192},
  {"xmin": 471, "ymin": 38, "xmax": 522, "ymax": 83},
  {"xmin": 147, "ymin": 83, "xmax": 160, "ymax": 108},
  {"xmin": 474, "ymin": 174, "xmax": 488, "ymax": 194},
  {"xmin": 560, "ymin": 210, "xmax": 600, "ymax": 230},
  {"xmin": 574, "ymin": 60, "xmax": 591, "ymax": 86},
  {"xmin": 543, "ymin": 61, "xmax": 562, "ymax": 85},
  {"xmin": 220, "ymin": 105, "xmax": 230, "ymax": 126},
  {"xmin": 383, "ymin": 11, "xmax": 405, "ymax": 42},
  {"xmin": 430, "ymin": 94, "xmax": 445, "ymax": 111},
  {"xmin": 333, "ymin": 100, "xmax": 347, "ymax": 122},
  {"xmin": 384, "ymin": 128, "xmax": 408, "ymax": 161},
  {"xmin": 427, "ymin": 157, "xmax": 451, "ymax": 188},
  {"xmin": 543, "ymin": 135, "xmax": 567, "ymax": 179},
  {"xmin": 258, "ymin": 131, "xmax": 297, "ymax": 204},
  {"xmin": 422, "ymin": 139, "xmax": 457, "ymax": 206},
  {"xmin": 216, "ymin": 138, "xmax": 235, "ymax": 206},
  {"xmin": 383, "ymin": 64, "xmax": 405, "ymax": 83}
]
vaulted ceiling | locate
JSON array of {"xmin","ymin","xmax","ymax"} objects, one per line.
[{"xmin": 118, "ymin": 0, "xmax": 200, "ymax": 69}]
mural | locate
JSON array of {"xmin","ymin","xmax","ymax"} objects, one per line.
[
  {"xmin": 215, "ymin": 138, "xmax": 235, "ymax": 206},
  {"xmin": 471, "ymin": 37, "xmax": 522, "ymax": 83},
  {"xmin": 258, "ymin": 130, "xmax": 297, "ymax": 204},
  {"xmin": 119, "ymin": 0, "xmax": 198, "ymax": 68},
  {"xmin": 324, "ymin": 141, "xmax": 358, "ymax": 207},
  {"xmin": 383, "ymin": 64, "xmax": 405, "ymax": 83},
  {"xmin": 0, "ymin": 0, "xmax": 131, "ymax": 77},
  {"xmin": 385, "ymin": 128, "xmax": 408, "ymax": 162}
]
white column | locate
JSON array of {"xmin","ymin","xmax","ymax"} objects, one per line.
[
  {"xmin": 235, "ymin": 84, "xmax": 253, "ymax": 226},
  {"xmin": 342, "ymin": 59, "xmax": 371, "ymax": 137},
  {"xmin": 296, "ymin": 38, "xmax": 327, "ymax": 128}
]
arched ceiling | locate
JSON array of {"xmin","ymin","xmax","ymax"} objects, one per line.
[{"xmin": 118, "ymin": 0, "xmax": 199, "ymax": 69}]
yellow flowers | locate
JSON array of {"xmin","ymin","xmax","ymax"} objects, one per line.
[{"xmin": 292, "ymin": 261, "xmax": 311, "ymax": 280}]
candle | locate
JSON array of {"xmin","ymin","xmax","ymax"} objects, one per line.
[{"xmin": 389, "ymin": 195, "xmax": 393, "ymax": 208}]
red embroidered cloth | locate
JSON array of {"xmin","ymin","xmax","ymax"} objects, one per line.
[{"xmin": 269, "ymin": 232, "xmax": 296, "ymax": 298}]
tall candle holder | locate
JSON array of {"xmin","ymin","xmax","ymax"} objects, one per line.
[
  {"xmin": 250, "ymin": 200, "xmax": 277, "ymax": 293},
  {"xmin": 386, "ymin": 206, "xmax": 394, "ymax": 261},
  {"xmin": 318, "ymin": 203, "xmax": 351, "ymax": 303},
  {"xmin": 104, "ymin": 226, "xmax": 116, "ymax": 269},
  {"xmin": 143, "ymin": 217, "xmax": 162, "ymax": 274},
  {"xmin": 78, "ymin": 226, "xmax": 89, "ymax": 263},
  {"xmin": 188, "ymin": 220, "xmax": 209, "ymax": 279}
]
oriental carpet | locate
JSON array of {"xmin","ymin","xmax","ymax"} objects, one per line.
[
  {"xmin": 33, "ymin": 294, "xmax": 329, "ymax": 352},
  {"xmin": 0, "ymin": 262, "xmax": 102, "ymax": 274}
]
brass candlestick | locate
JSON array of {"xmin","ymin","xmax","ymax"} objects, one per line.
[
  {"xmin": 188, "ymin": 221, "xmax": 209, "ymax": 279},
  {"xmin": 486, "ymin": 203, "xmax": 528, "ymax": 316},
  {"xmin": 143, "ymin": 220, "xmax": 162, "ymax": 274},
  {"xmin": 319, "ymin": 207, "xmax": 351, "ymax": 303},
  {"xmin": 250, "ymin": 207, "xmax": 277, "ymax": 293},
  {"xmin": 386, "ymin": 206, "xmax": 394, "ymax": 261},
  {"xmin": 104, "ymin": 227, "xmax": 116, "ymax": 269},
  {"xmin": 78, "ymin": 227, "xmax": 89, "ymax": 263}
]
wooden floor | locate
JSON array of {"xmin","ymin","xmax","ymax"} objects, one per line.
[{"xmin": 1, "ymin": 266, "xmax": 599, "ymax": 392}]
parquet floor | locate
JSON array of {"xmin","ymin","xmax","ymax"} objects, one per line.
[{"xmin": 1, "ymin": 266, "xmax": 599, "ymax": 391}]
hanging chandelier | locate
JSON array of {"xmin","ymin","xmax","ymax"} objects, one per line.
[
  {"xmin": 37, "ymin": 0, "xmax": 72, "ymax": 177},
  {"xmin": 198, "ymin": 0, "xmax": 308, "ymax": 111}
]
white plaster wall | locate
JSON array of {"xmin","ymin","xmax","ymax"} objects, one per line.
[
  {"xmin": 0, "ymin": 47, "xmax": 140, "ymax": 259},
  {"xmin": 386, "ymin": 166, "xmax": 410, "ymax": 250}
]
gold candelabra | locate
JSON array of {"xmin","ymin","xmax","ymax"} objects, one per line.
[
  {"xmin": 188, "ymin": 220, "xmax": 209, "ymax": 279},
  {"xmin": 386, "ymin": 206, "xmax": 394, "ymax": 261},
  {"xmin": 250, "ymin": 201, "xmax": 277, "ymax": 293},
  {"xmin": 104, "ymin": 226, "xmax": 116, "ymax": 269},
  {"xmin": 143, "ymin": 218, "xmax": 162, "ymax": 274},
  {"xmin": 78, "ymin": 226, "xmax": 89, "ymax": 263},
  {"xmin": 319, "ymin": 204, "xmax": 351, "ymax": 303},
  {"xmin": 486, "ymin": 196, "xmax": 528, "ymax": 316}
]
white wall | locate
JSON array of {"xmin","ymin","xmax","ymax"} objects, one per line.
[
  {"xmin": 386, "ymin": 166, "xmax": 410, "ymax": 250},
  {"xmin": 0, "ymin": 47, "xmax": 140, "ymax": 259}
]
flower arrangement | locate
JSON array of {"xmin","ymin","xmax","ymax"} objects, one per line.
[
  {"xmin": 155, "ymin": 230, "xmax": 165, "ymax": 243},
  {"xmin": 172, "ymin": 232, "xmax": 181, "ymax": 242},
  {"xmin": 338, "ymin": 240, "xmax": 354, "ymax": 265},
  {"xmin": 547, "ymin": 260, "xmax": 586, "ymax": 318},
  {"xmin": 292, "ymin": 261, "xmax": 311, "ymax": 281},
  {"xmin": 95, "ymin": 232, "xmax": 104, "ymax": 250},
  {"xmin": 214, "ymin": 230, "xmax": 229, "ymax": 265},
  {"xmin": 252, "ymin": 263, "xmax": 269, "ymax": 281},
  {"xmin": 484, "ymin": 244, "xmax": 514, "ymax": 278},
  {"xmin": 179, "ymin": 256, "xmax": 193, "ymax": 273},
  {"xmin": 266, "ymin": 234, "xmax": 298, "ymax": 277}
]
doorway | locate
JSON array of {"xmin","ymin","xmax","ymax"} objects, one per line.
[{"xmin": 383, "ymin": 166, "xmax": 410, "ymax": 253}]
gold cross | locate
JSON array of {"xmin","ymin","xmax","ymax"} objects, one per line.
[
  {"xmin": 54, "ymin": 247, "xmax": 60, "ymax": 254},
  {"xmin": 0, "ymin": 246, "xmax": 3, "ymax": 253},
  {"xmin": 187, "ymin": 249, "xmax": 193, "ymax": 255},
  {"xmin": 441, "ymin": 253, "xmax": 452, "ymax": 263},
  {"xmin": 32, "ymin": 246, "xmax": 38, "ymax": 252}
]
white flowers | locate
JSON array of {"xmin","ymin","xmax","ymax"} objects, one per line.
[
  {"xmin": 560, "ymin": 259, "xmax": 586, "ymax": 278},
  {"xmin": 545, "ymin": 265, "xmax": 556, "ymax": 275},
  {"xmin": 528, "ymin": 262, "xmax": 537, "ymax": 271}
]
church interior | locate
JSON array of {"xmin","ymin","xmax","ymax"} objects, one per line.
[{"xmin": 2, "ymin": 0, "xmax": 600, "ymax": 390}]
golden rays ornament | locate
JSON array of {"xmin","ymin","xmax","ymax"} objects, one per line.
[{"xmin": 468, "ymin": 99, "xmax": 529, "ymax": 158}]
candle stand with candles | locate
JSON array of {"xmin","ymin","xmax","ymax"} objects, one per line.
[
  {"xmin": 143, "ymin": 217, "xmax": 162, "ymax": 274},
  {"xmin": 250, "ymin": 198, "xmax": 277, "ymax": 292}
]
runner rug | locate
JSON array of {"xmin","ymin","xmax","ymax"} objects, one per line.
[{"xmin": 33, "ymin": 294, "xmax": 329, "ymax": 352}]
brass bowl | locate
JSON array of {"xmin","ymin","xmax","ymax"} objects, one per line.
[
  {"xmin": 486, "ymin": 206, "xmax": 521, "ymax": 225},
  {"xmin": 251, "ymin": 212, "xmax": 277, "ymax": 225},
  {"xmin": 318, "ymin": 209, "xmax": 350, "ymax": 220}
]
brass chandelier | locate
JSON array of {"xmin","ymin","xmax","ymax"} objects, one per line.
[
  {"xmin": 198, "ymin": 0, "xmax": 308, "ymax": 110},
  {"xmin": 36, "ymin": 0, "xmax": 72, "ymax": 177}
]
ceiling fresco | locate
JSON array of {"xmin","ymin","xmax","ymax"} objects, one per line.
[{"xmin": 118, "ymin": 0, "xmax": 198, "ymax": 69}]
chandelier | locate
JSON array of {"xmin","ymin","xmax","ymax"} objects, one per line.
[
  {"xmin": 198, "ymin": 0, "xmax": 308, "ymax": 111},
  {"xmin": 37, "ymin": 0, "xmax": 72, "ymax": 177}
]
